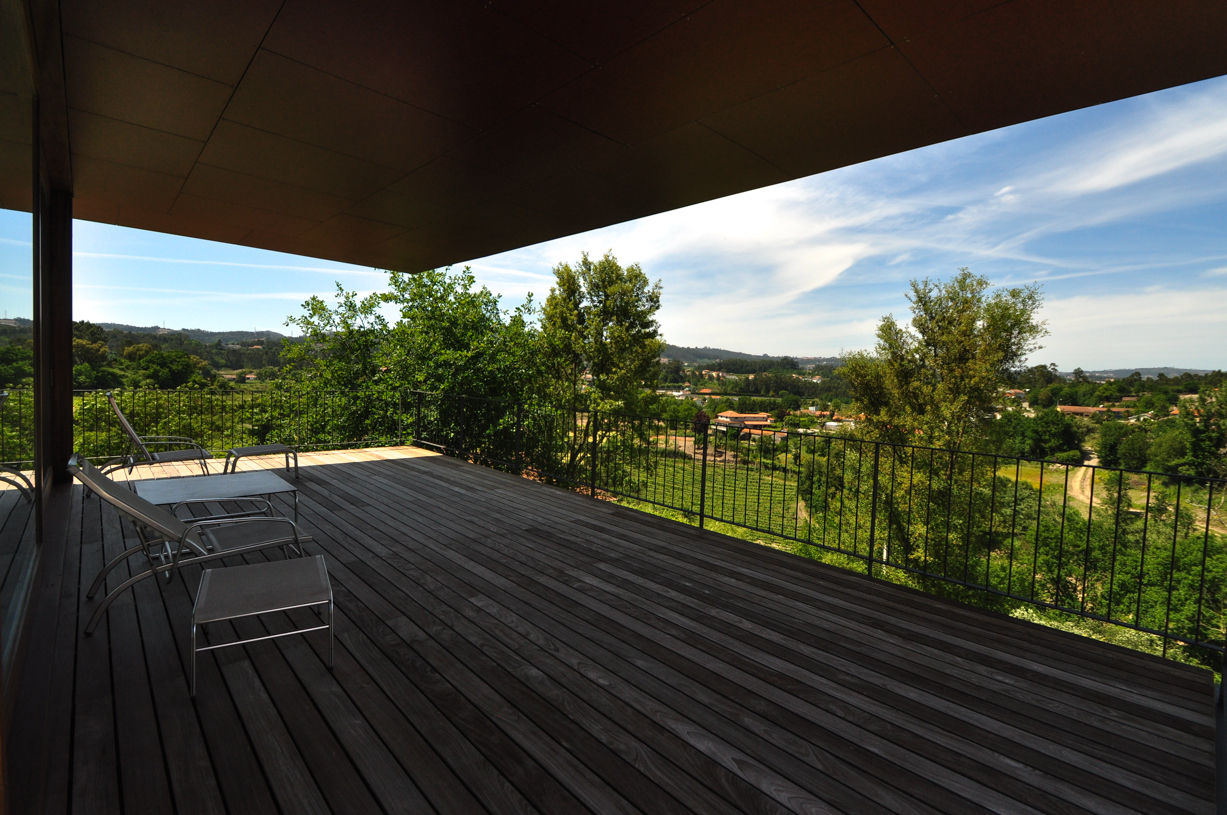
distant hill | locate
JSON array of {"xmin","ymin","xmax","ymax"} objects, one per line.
[
  {"xmin": 1059, "ymin": 367, "xmax": 1215, "ymax": 380},
  {"xmin": 663, "ymin": 344, "xmax": 842, "ymax": 368},
  {"xmin": 99, "ymin": 323, "xmax": 288, "ymax": 345}
]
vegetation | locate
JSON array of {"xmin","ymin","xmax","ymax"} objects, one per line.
[{"xmin": 840, "ymin": 268, "xmax": 1046, "ymax": 450}]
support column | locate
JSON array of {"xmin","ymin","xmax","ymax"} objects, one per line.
[{"xmin": 35, "ymin": 187, "xmax": 71, "ymax": 485}]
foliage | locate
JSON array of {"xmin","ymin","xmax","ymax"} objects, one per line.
[
  {"xmin": 841, "ymin": 269, "xmax": 1046, "ymax": 450},
  {"xmin": 538, "ymin": 252, "xmax": 664, "ymax": 484},
  {"xmin": 379, "ymin": 268, "xmax": 539, "ymax": 401},
  {"xmin": 539, "ymin": 251, "xmax": 663, "ymax": 412},
  {"xmin": 989, "ymin": 407, "xmax": 1083, "ymax": 461}
]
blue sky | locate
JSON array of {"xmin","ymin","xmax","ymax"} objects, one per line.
[{"xmin": 2, "ymin": 75, "xmax": 1226, "ymax": 371}]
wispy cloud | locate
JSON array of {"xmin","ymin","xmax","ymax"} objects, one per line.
[
  {"xmin": 1054, "ymin": 92, "xmax": 1227, "ymax": 194},
  {"xmin": 74, "ymin": 250, "xmax": 387, "ymax": 280},
  {"xmin": 75, "ymin": 283, "xmax": 328, "ymax": 302}
]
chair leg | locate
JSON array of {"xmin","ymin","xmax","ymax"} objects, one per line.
[{"xmin": 191, "ymin": 620, "xmax": 199, "ymax": 697}]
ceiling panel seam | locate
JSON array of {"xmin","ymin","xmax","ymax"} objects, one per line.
[
  {"xmin": 174, "ymin": 0, "xmax": 289, "ymax": 211},
  {"xmin": 853, "ymin": 0, "xmax": 967, "ymax": 130}
]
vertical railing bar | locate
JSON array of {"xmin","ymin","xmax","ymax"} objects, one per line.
[
  {"xmin": 963, "ymin": 452, "xmax": 976, "ymax": 583},
  {"xmin": 1008, "ymin": 458, "xmax": 1020, "ymax": 596},
  {"xmin": 1107, "ymin": 470, "xmax": 1124, "ymax": 619},
  {"xmin": 1080, "ymin": 465, "xmax": 1096, "ymax": 615},
  {"xmin": 1030, "ymin": 462, "xmax": 1045, "ymax": 603},
  {"xmin": 986, "ymin": 454, "xmax": 998, "ymax": 590},
  {"xmin": 1136, "ymin": 475, "xmax": 1153, "ymax": 630},
  {"xmin": 1053, "ymin": 465, "xmax": 1070, "ymax": 607},
  {"xmin": 1193, "ymin": 482, "xmax": 1214, "ymax": 647},
  {"xmin": 867, "ymin": 441, "xmax": 880, "ymax": 576},
  {"xmin": 1162, "ymin": 480, "xmax": 1184, "ymax": 658}
]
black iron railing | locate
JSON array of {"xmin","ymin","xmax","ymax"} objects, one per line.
[
  {"xmin": 405, "ymin": 391, "xmax": 1226, "ymax": 669},
  {"xmin": 2, "ymin": 387, "xmax": 1222, "ymax": 667}
]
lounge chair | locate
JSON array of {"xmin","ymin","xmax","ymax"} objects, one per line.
[
  {"xmin": 68, "ymin": 454, "xmax": 308, "ymax": 635},
  {"xmin": 105, "ymin": 391, "xmax": 212, "ymax": 475},
  {"xmin": 0, "ymin": 391, "xmax": 34, "ymax": 500}
]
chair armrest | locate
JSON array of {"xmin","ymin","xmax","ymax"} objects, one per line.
[{"xmin": 140, "ymin": 437, "xmax": 208, "ymax": 450}]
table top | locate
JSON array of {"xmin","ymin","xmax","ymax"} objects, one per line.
[{"xmin": 133, "ymin": 470, "xmax": 296, "ymax": 505}]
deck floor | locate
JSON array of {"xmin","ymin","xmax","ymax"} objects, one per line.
[{"xmin": 8, "ymin": 447, "xmax": 1216, "ymax": 813}]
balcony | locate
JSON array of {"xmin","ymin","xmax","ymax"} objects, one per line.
[{"xmin": 7, "ymin": 447, "xmax": 1214, "ymax": 813}]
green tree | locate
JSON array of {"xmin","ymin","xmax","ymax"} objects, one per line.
[
  {"xmin": 539, "ymin": 251, "xmax": 663, "ymax": 413},
  {"xmin": 538, "ymin": 252, "xmax": 663, "ymax": 486},
  {"xmin": 378, "ymin": 267, "xmax": 538, "ymax": 401},
  {"xmin": 840, "ymin": 269, "xmax": 1046, "ymax": 450}
]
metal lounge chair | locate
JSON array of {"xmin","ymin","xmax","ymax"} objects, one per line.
[
  {"xmin": 105, "ymin": 391, "xmax": 212, "ymax": 475},
  {"xmin": 0, "ymin": 391, "xmax": 34, "ymax": 500},
  {"xmin": 67, "ymin": 454, "xmax": 308, "ymax": 635}
]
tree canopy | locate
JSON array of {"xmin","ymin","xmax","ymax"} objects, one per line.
[
  {"xmin": 840, "ymin": 269, "xmax": 1046, "ymax": 449},
  {"xmin": 539, "ymin": 251, "xmax": 663, "ymax": 413}
]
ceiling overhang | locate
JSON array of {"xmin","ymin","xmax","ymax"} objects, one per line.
[{"xmin": 4, "ymin": 0, "xmax": 1227, "ymax": 271}]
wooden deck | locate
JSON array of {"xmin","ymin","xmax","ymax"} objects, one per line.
[{"xmin": 7, "ymin": 447, "xmax": 1216, "ymax": 813}]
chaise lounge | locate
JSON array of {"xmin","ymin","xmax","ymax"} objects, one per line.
[
  {"xmin": 105, "ymin": 391, "xmax": 213, "ymax": 475},
  {"xmin": 67, "ymin": 454, "xmax": 308, "ymax": 635}
]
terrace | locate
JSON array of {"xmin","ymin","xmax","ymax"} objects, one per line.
[
  {"xmin": 6, "ymin": 448, "xmax": 1215, "ymax": 813},
  {"xmin": 4, "ymin": 1, "xmax": 1227, "ymax": 811}
]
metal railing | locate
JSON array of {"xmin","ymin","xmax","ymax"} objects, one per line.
[
  {"xmin": 405, "ymin": 391, "xmax": 1226, "ymax": 668},
  {"xmin": 2, "ymin": 387, "xmax": 1222, "ymax": 666}
]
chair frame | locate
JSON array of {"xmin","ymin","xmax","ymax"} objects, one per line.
[
  {"xmin": 68, "ymin": 454, "xmax": 308, "ymax": 635},
  {"xmin": 0, "ymin": 391, "xmax": 33, "ymax": 501},
  {"xmin": 104, "ymin": 391, "xmax": 212, "ymax": 475}
]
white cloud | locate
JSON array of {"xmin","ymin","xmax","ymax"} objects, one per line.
[
  {"xmin": 1055, "ymin": 92, "xmax": 1227, "ymax": 194},
  {"xmin": 73, "ymin": 250, "xmax": 387, "ymax": 280},
  {"xmin": 1038, "ymin": 287, "xmax": 1227, "ymax": 369}
]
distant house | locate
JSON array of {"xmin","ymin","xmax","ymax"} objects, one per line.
[
  {"xmin": 1002, "ymin": 389, "xmax": 1026, "ymax": 400},
  {"xmin": 1056, "ymin": 405, "xmax": 1131, "ymax": 416},
  {"xmin": 714, "ymin": 410, "xmax": 772, "ymax": 429}
]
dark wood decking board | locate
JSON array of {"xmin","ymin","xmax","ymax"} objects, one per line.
[{"xmin": 7, "ymin": 448, "xmax": 1216, "ymax": 814}]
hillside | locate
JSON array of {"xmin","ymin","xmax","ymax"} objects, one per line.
[
  {"xmin": 98, "ymin": 323, "xmax": 288, "ymax": 345},
  {"xmin": 663, "ymin": 344, "xmax": 841, "ymax": 368}
]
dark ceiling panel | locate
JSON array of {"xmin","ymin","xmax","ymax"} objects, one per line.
[
  {"xmin": 63, "ymin": 37, "xmax": 233, "ymax": 140},
  {"xmin": 223, "ymin": 51, "xmax": 467, "ymax": 173},
  {"xmin": 169, "ymin": 192, "xmax": 318, "ymax": 239},
  {"xmin": 541, "ymin": 0, "xmax": 888, "ymax": 145},
  {"xmin": 9, "ymin": 0, "xmax": 1227, "ymax": 273},
  {"xmin": 68, "ymin": 109, "xmax": 201, "ymax": 177},
  {"xmin": 264, "ymin": 0, "xmax": 590, "ymax": 129},
  {"xmin": 489, "ymin": 0, "xmax": 707, "ymax": 64},
  {"xmin": 181, "ymin": 164, "xmax": 349, "ymax": 223},
  {"xmin": 72, "ymin": 155, "xmax": 185, "ymax": 217},
  {"xmin": 199, "ymin": 120, "xmax": 397, "ymax": 201},
  {"xmin": 890, "ymin": 0, "xmax": 1227, "ymax": 133},
  {"xmin": 61, "ymin": 0, "xmax": 281, "ymax": 85},
  {"xmin": 703, "ymin": 47, "xmax": 962, "ymax": 178}
]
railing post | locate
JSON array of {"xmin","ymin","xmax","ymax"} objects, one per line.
[
  {"xmin": 867, "ymin": 440, "xmax": 881, "ymax": 577},
  {"xmin": 514, "ymin": 402, "xmax": 524, "ymax": 475},
  {"xmin": 589, "ymin": 410, "xmax": 598, "ymax": 499},
  {"xmin": 414, "ymin": 390, "xmax": 423, "ymax": 447},
  {"xmin": 397, "ymin": 391, "xmax": 403, "ymax": 445},
  {"xmin": 698, "ymin": 423, "xmax": 709, "ymax": 530}
]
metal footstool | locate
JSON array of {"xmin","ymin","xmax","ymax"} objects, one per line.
[
  {"xmin": 223, "ymin": 444, "xmax": 299, "ymax": 479},
  {"xmin": 191, "ymin": 555, "xmax": 333, "ymax": 696}
]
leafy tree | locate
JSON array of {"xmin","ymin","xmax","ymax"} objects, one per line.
[
  {"xmin": 840, "ymin": 269, "xmax": 1046, "ymax": 450},
  {"xmin": 539, "ymin": 251, "xmax": 663, "ymax": 413},
  {"xmin": 538, "ymin": 252, "xmax": 663, "ymax": 486},
  {"xmin": 0, "ymin": 342, "xmax": 33, "ymax": 387},
  {"xmin": 1097, "ymin": 421, "xmax": 1132, "ymax": 468},
  {"xmin": 134, "ymin": 349, "xmax": 213, "ymax": 388},
  {"xmin": 378, "ymin": 267, "xmax": 538, "ymax": 401}
]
